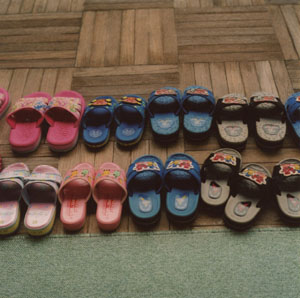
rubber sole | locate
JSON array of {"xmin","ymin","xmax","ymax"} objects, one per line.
[
  {"xmin": 26, "ymin": 210, "xmax": 56, "ymax": 237},
  {"xmin": 0, "ymin": 208, "xmax": 20, "ymax": 236},
  {"xmin": 49, "ymin": 133, "xmax": 79, "ymax": 153}
]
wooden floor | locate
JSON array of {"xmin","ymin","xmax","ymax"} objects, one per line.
[{"xmin": 1, "ymin": 0, "xmax": 300, "ymax": 235}]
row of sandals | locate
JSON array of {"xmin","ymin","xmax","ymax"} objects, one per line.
[
  {"xmin": 1, "ymin": 87, "xmax": 300, "ymax": 153},
  {"xmin": 1, "ymin": 150, "xmax": 300, "ymax": 236}
]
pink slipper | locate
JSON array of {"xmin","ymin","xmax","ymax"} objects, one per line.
[
  {"xmin": 22, "ymin": 165, "xmax": 62, "ymax": 236},
  {"xmin": 0, "ymin": 88, "xmax": 10, "ymax": 119},
  {"xmin": 58, "ymin": 163, "xmax": 94, "ymax": 231},
  {"xmin": 45, "ymin": 90, "xmax": 86, "ymax": 152},
  {"xmin": 93, "ymin": 163, "xmax": 127, "ymax": 231},
  {"xmin": 0, "ymin": 163, "xmax": 30, "ymax": 235},
  {"xmin": 6, "ymin": 92, "xmax": 51, "ymax": 153}
]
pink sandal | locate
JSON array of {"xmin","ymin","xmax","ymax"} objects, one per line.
[
  {"xmin": 58, "ymin": 163, "xmax": 94, "ymax": 231},
  {"xmin": 22, "ymin": 165, "xmax": 62, "ymax": 236},
  {"xmin": 93, "ymin": 163, "xmax": 127, "ymax": 231},
  {"xmin": 0, "ymin": 163, "xmax": 30, "ymax": 235},
  {"xmin": 6, "ymin": 92, "xmax": 51, "ymax": 153},
  {"xmin": 45, "ymin": 90, "xmax": 86, "ymax": 152},
  {"xmin": 0, "ymin": 88, "xmax": 10, "ymax": 119}
]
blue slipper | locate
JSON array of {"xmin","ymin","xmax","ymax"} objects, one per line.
[
  {"xmin": 164, "ymin": 153, "xmax": 201, "ymax": 224},
  {"xmin": 82, "ymin": 96, "xmax": 117, "ymax": 148},
  {"xmin": 285, "ymin": 92, "xmax": 300, "ymax": 146},
  {"xmin": 147, "ymin": 87, "xmax": 181, "ymax": 142},
  {"xmin": 182, "ymin": 86, "xmax": 215, "ymax": 141},
  {"xmin": 127, "ymin": 155, "xmax": 164, "ymax": 226},
  {"xmin": 115, "ymin": 95, "xmax": 146, "ymax": 147}
]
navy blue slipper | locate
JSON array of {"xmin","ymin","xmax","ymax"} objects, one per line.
[
  {"xmin": 147, "ymin": 87, "xmax": 181, "ymax": 142},
  {"xmin": 164, "ymin": 153, "xmax": 201, "ymax": 224},
  {"xmin": 82, "ymin": 96, "xmax": 117, "ymax": 148},
  {"xmin": 127, "ymin": 155, "xmax": 164, "ymax": 226},
  {"xmin": 285, "ymin": 92, "xmax": 300, "ymax": 147},
  {"xmin": 182, "ymin": 86, "xmax": 215, "ymax": 141},
  {"xmin": 115, "ymin": 95, "xmax": 146, "ymax": 147}
]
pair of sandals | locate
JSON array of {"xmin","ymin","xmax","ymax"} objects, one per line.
[
  {"xmin": 148, "ymin": 86, "xmax": 215, "ymax": 142},
  {"xmin": 127, "ymin": 153, "xmax": 201, "ymax": 226},
  {"xmin": 216, "ymin": 92, "xmax": 286, "ymax": 150},
  {"xmin": 82, "ymin": 95, "xmax": 146, "ymax": 148},
  {"xmin": 0, "ymin": 163, "xmax": 62, "ymax": 236},
  {"xmin": 201, "ymin": 148, "xmax": 272, "ymax": 230},
  {"xmin": 6, "ymin": 90, "xmax": 85, "ymax": 153},
  {"xmin": 58, "ymin": 162, "xmax": 127, "ymax": 232}
]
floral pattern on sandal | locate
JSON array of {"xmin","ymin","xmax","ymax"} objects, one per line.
[
  {"xmin": 239, "ymin": 169, "xmax": 267, "ymax": 185},
  {"xmin": 47, "ymin": 97, "xmax": 81, "ymax": 118},
  {"xmin": 12, "ymin": 97, "xmax": 48, "ymax": 113},
  {"xmin": 210, "ymin": 152, "xmax": 237, "ymax": 166},
  {"xmin": 279, "ymin": 163, "xmax": 300, "ymax": 177}
]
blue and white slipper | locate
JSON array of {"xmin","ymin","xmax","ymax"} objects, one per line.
[
  {"xmin": 182, "ymin": 86, "xmax": 215, "ymax": 141},
  {"xmin": 127, "ymin": 155, "xmax": 164, "ymax": 226},
  {"xmin": 285, "ymin": 92, "xmax": 300, "ymax": 147},
  {"xmin": 82, "ymin": 96, "xmax": 117, "ymax": 148},
  {"xmin": 147, "ymin": 87, "xmax": 181, "ymax": 142},
  {"xmin": 115, "ymin": 95, "xmax": 146, "ymax": 147},
  {"xmin": 164, "ymin": 153, "xmax": 201, "ymax": 224}
]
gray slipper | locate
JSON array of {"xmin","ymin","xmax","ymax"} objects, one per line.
[
  {"xmin": 250, "ymin": 92, "xmax": 286, "ymax": 149},
  {"xmin": 200, "ymin": 148, "xmax": 241, "ymax": 208},
  {"xmin": 272, "ymin": 159, "xmax": 300, "ymax": 223},
  {"xmin": 224, "ymin": 163, "xmax": 272, "ymax": 230},
  {"xmin": 215, "ymin": 94, "xmax": 249, "ymax": 150}
]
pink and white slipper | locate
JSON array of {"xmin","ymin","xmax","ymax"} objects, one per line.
[
  {"xmin": 93, "ymin": 163, "xmax": 127, "ymax": 231},
  {"xmin": 22, "ymin": 165, "xmax": 62, "ymax": 236},
  {"xmin": 0, "ymin": 88, "xmax": 10, "ymax": 119},
  {"xmin": 0, "ymin": 163, "xmax": 30, "ymax": 235},
  {"xmin": 45, "ymin": 91, "xmax": 86, "ymax": 152},
  {"xmin": 58, "ymin": 163, "xmax": 94, "ymax": 231},
  {"xmin": 6, "ymin": 92, "xmax": 51, "ymax": 153}
]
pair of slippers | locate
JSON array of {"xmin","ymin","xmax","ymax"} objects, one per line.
[
  {"xmin": 148, "ymin": 86, "xmax": 215, "ymax": 142},
  {"xmin": 6, "ymin": 90, "xmax": 85, "ymax": 153},
  {"xmin": 58, "ymin": 162, "xmax": 127, "ymax": 232},
  {"xmin": 201, "ymin": 148, "xmax": 272, "ymax": 230},
  {"xmin": 216, "ymin": 92, "xmax": 286, "ymax": 150},
  {"xmin": 82, "ymin": 95, "xmax": 146, "ymax": 148},
  {"xmin": 127, "ymin": 153, "xmax": 201, "ymax": 226},
  {"xmin": 0, "ymin": 88, "xmax": 10, "ymax": 119},
  {"xmin": 0, "ymin": 163, "xmax": 62, "ymax": 236}
]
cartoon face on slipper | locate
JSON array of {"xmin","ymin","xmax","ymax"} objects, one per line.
[
  {"xmin": 139, "ymin": 196, "xmax": 152, "ymax": 212},
  {"xmin": 89, "ymin": 98, "xmax": 112, "ymax": 106},
  {"xmin": 158, "ymin": 119, "xmax": 174, "ymax": 128},
  {"xmin": 121, "ymin": 96, "xmax": 142, "ymax": 105},
  {"xmin": 262, "ymin": 124, "xmax": 280, "ymax": 135},
  {"xmin": 279, "ymin": 163, "xmax": 300, "ymax": 176},
  {"xmin": 133, "ymin": 161, "xmax": 160, "ymax": 172},
  {"xmin": 224, "ymin": 126, "xmax": 242, "ymax": 137},
  {"xmin": 166, "ymin": 160, "xmax": 194, "ymax": 170},
  {"xmin": 175, "ymin": 194, "xmax": 188, "ymax": 210}
]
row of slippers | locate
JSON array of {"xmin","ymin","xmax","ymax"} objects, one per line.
[
  {"xmin": 2, "ymin": 87, "xmax": 300, "ymax": 153},
  {"xmin": 1, "ymin": 150, "xmax": 300, "ymax": 236}
]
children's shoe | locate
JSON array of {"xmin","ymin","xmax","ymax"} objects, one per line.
[
  {"xmin": 58, "ymin": 163, "xmax": 94, "ymax": 231},
  {"xmin": 182, "ymin": 86, "xmax": 215, "ymax": 141},
  {"xmin": 164, "ymin": 153, "xmax": 201, "ymax": 224},
  {"xmin": 45, "ymin": 90, "xmax": 86, "ymax": 152},
  {"xmin": 215, "ymin": 94, "xmax": 249, "ymax": 150},
  {"xmin": 285, "ymin": 92, "xmax": 300, "ymax": 147},
  {"xmin": 224, "ymin": 163, "xmax": 272, "ymax": 230},
  {"xmin": 6, "ymin": 92, "xmax": 51, "ymax": 153},
  {"xmin": 272, "ymin": 159, "xmax": 300, "ymax": 224},
  {"xmin": 114, "ymin": 95, "xmax": 146, "ymax": 147},
  {"xmin": 82, "ymin": 96, "xmax": 117, "ymax": 149},
  {"xmin": 0, "ymin": 163, "xmax": 30, "ymax": 235},
  {"xmin": 0, "ymin": 88, "xmax": 10, "ymax": 119},
  {"xmin": 250, "ymin": 92, "xmax": 286, "ymax": 150},
  {"xmin": 22, "ymin": 165, "xmax": 62, "ymax": 236},
  {"xmin": 201, "ymin": 148, "xmax": 241, "ymax": 208},
  {"xmin": 93, "ymin": 163, "xmax": 127, "ymax": 231},
  {"xmin": 147, "ymin": 87, "xmax": 181, "ymax": 142},
  {"xmin": 127, "ymin": 155, "xmax": 164, "ymax": 226}
]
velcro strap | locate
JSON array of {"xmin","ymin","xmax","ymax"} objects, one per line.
[
  {"xmin": 12, "ymin": 97, "xmax": 48, "ymax": 113},
  {"xmin": 48, "ymin": 97, "xmax": 82, "ymax": 120},
  {"xmin": 25, "ymin": 172, "xmax": 62, "ymax": 184}
]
